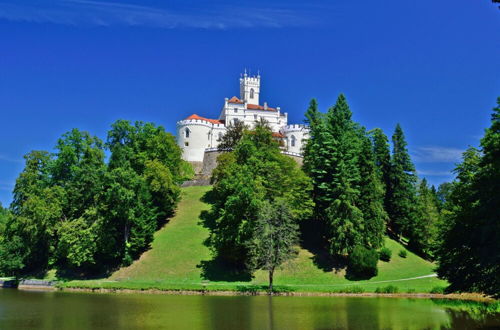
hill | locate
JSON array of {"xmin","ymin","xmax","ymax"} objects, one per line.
[{"xmin": 64, "ymin": 186, "xmax": 447, "ymax": 293}]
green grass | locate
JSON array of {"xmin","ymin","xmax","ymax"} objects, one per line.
[{"xmin": 63, "ymin": 186, "xmax": 448, "ymax": 293}]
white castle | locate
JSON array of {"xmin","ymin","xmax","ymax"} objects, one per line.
[{"xmin": 176, "ymin": 73, "xmax": 309, "ymax": 164}]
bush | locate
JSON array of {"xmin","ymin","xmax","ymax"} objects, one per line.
[
  {"xmin": 398, "ymin": 249, "xmax": 407, "ymax": 258},
  {"xmin": 430, "ymin": 286, "xmax": 446, "ymax": 294},
  {"xmin": 375, "ymin": 285, "xmax": 399, "ymax": 293},
  {"xmin": 379, "ymin": 247, "xmax": 392, "ymax": 262},
  {"xmin": 347, "ymin": 245, "xmax": 378, "ymax": 279},
  {"xmin": 334, "ymin": 286, "xmax": 365, "ymax": 293},
  {"xmin": 406, "ymin": 288, "xmax": 416, "ymax": 293}
]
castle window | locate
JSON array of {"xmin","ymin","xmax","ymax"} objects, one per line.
[
  {"xmin": 185, "ymin": 127, "xmax": 190, "ymax": 138},
  {"xmin": 234, "ymin": 118, "xmax": 239, "ymax": 125},
  {"xmin": 234, "ymin": 108, "xmax": 238, "ymax": 113},
  {"xmin": 250, "ymin": 88, "xmax": 254, "ymax": 99},
  {"xmin": 184, "ymin": 142, "xmax": 189, "ymax": 147},
  {"xmin": 291, "ymin": 135, "xmax": 296, "ymax": 147},
  {"xmin": 218, "ymin": 132, "xmax": 223, "ymax": 141},
  {"xmin": 254, "ymin": 114, "xmax": 257, "ymax": 120}
]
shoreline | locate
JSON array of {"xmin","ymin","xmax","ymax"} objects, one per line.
[{"xmin": 56, "ymin": 286, "xmax": 494, "ymax": 302}]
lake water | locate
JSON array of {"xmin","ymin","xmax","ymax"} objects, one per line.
[{"xmin": 0, "ymin": 289, "xmax": 498, "ymax": 329}]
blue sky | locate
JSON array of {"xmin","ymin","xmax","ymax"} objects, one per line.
[{"xmin": 0, "ymin": 0, "xmax": 499, "ymax": 207}]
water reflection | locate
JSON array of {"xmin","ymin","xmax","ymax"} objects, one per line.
[{"xmin": 0, "ymin": 289, "xmax": 498, "ymax": 330}]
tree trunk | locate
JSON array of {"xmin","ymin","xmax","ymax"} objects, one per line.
[{"xmin": 268, "ymin": 269, "xmax": 274, "ymax": 294}]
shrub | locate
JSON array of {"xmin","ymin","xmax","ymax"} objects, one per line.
[
  {"xmin": 334, "ymin": 286, "xmax": 365, "ymax": 293},
  {"xmin": 398, "ymin": 249, "xmax": 407, "ymax": 258},
  {"xmin": 347, "ymin": 245, "xmax": 378, "ymax": 279},
  {"xmin": 379, "ymin": 247, "xmax": 392, "ymax": 262},
  {"xmin": 375, "ymin": 285, "xmax": 399, "ymax": 293},
  {"xmin": 430, "ymin": 286, "xmax": 446, "ymax": 294},
  {"xmin": 406, "ymin": 288, "xmax": 416, "ymax": 293}
]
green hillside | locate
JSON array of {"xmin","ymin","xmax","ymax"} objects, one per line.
[{"xmin": 65, "ymin": 186, "xmax": 447, "ymax": 293}]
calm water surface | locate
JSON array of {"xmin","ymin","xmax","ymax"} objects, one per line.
[{"xmin": 0, "ymin": 289, "xmax": 498, "ymax": 329}]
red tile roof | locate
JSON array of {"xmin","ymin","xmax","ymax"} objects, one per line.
[
  {"xmin": 184, "ymin": 114, "xmax": 224, "ymax": 125},
  {"xmin": 246, "ymin": 104, "xmax": 276, "ymax": 111},
  {"xmin": 227, "ymin": 96, "xmax": 244, "ymax": 104},
  {"xmin": 272, "ymin": 132, "xmax": 284, "ymax": 138}
]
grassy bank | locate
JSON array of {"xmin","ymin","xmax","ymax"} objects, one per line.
[{"xmin": 62, "ymin": 186, "xmax": 449, "ymax": 294}]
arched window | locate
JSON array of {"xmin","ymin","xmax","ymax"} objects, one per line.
[
  {"xmin": 291, "ymin": 135, "xmax": 296, "ymax": 147},
  {"xmin": 218, "ymin": 132, "xmax": 223, "ymax": 141},
  {"xmin": 185, "ymin": 127, "xmax": 190, "ymax": 138},
  {"xmin": 250, "ymin": 88, "xmax": 254, "ymax": 99}
]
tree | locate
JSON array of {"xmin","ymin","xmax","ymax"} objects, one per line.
[
  {"xmin": 356, "ymin": 129, "xmax": 387, "ymax": 249},
  {"xmin": 217, "ymin": 120, "xmax": 247, "ymax": 150},
  {"xmin": 248, "ymin": 200, "xmax": 299, "ymax": 293},
  {"xmin": 103, "ymin": 120, "xmax": 188, "ymax": 265},
  {"xmin": 347, "ymin": 245, "xmax": 378, "ymax": 279},
  {"xmin": 51, "ymin": 129, "xmax": 106, "ymax": 221},
  {"xmin": 436, "ymin": 182, "xmax": 453, "ymax": 210},
  {"xmin": 436, "ymin": 98, "xmax": 500, "ymax": 297},
  {"xmin": 206, "ymin": 122, "xmax": 312, "ymax": 267},
  {"xmin": 1, "ymin": 151, "xmax": 63, "ymax": 275},
  {"xmin": 0, "ymin": 121, "xmax": 189, "ymax": 276},
  {"xmin": 411, "ymin": 179, "xmax": 441, "ymax": 257},
  {"xmin": 370, "ymin": 128, "xmax": 392, "ymax": 211},
  {"xmin": 386, "ymin": 124, "xmax": 418, "ymax": 239},
  {"xmin": 303, "ymin": 95, "xmax": 387, "ymax": 256}
]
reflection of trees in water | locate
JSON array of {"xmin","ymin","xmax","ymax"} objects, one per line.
[
  {"xmin": 441, "ymin": 310, "xmax": 500, "ymax": 329},
  {"xmin": 204, "ymin": 296, "xmax": 253, "ymax": 330},
  {"xmin": 431, "ymin": 299, "xmax": 500, "ymax": 329}
]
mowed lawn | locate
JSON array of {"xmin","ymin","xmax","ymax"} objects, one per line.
[{"xmin": 65, "ymin": 186, "xmax": 447, "ymax": 292}]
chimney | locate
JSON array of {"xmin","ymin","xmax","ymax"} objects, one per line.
[{"xmin": 264, "ymin": 102, "xmax": 268, "ymax": 110}]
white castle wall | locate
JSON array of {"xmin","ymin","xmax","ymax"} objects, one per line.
[
  {"xmin": 176, "ymin": 119, "xmax": 226, "ymax": 162},
  {"xmin": 282, "ymin": 124, "xmax": 310, "ymax": 154}
]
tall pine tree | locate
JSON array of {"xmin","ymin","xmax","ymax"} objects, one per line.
[
  {"xmin": 356, "ymin": 128, "xmax": 387, "ymax": 249},
  {"xmin": 386, "ymin": 124, "xmax": 418, "ymax": 239},
  {"xmin": 370, "ymin": 128, "xmax": 392, "ymax": 213}
]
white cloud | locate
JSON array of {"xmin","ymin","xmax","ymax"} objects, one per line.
[
  {"xmin": 0, "ymin": 154, "xmax": 22, "ymax": 163},
  {"xmin": 0, "ymin": 0, "xmax": 316, "ymax": 29},
  {"xmin": 416, "ymin": 170, "xmax": 453, "ymax": 177},
  {"xmin": 412, "ymin": 146, "xmax": 464, "ymax": 163}
]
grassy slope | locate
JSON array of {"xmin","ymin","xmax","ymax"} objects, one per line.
[{"xmin": 65, "ymin": 186, "xmax": 447, "ymax": 292}]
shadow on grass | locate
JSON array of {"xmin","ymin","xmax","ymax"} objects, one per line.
[
  {"xmin": 197, "ymin": 257, "xmax": 252, "ymax": 282},
  {"xmin": 344, "ymin": 268, "xmax": 377, "ymax": 281},
  {"xmin": 54, "ymin": 266, "xmax": 116, "ymax": 282},
  {"xmin": 299, "ymin": 219, "xmax": 347, "ymax": 273}
]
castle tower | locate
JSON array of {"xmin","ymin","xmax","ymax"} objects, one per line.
[{"xmin": 239, "ymin": 71, "xmax": 260, "ymax": 105}]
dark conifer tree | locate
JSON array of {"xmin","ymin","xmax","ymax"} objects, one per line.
[
  {"xmin": 321, "ymin": 95, "xmax": 364, "ymax": 255},
  {"xmin": 436, "ymin": 98, "xmax": 500, "ymax": 297},
  {"xmin": 370, "ymin": 128, "xmax": 392, "ymax": 212},
  {"xmin": 356, "ymin": 129, "xmax": 387, "ymax": 249},
  {"xmin": 386, "ymin": 124, "xmax": 418, "ymax": 238}
]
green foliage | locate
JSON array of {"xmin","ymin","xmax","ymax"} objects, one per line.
[
  {"xmin": 398, "ymin": 249, "xmax": 407, "ymax": 258},
  {"xmin": 436, "ymin": 98, "xmax": 500, "ymax": 298},
  {"xmin": 379, "ymin": 247, "xmax": 392, "ymax": 262},
  {"xmin": 248, "ymin": 200, "xmax": 299, "ymax": 292},
  {"xmin": 205, "ymin": 122, "xmax": 313, "ymax": 267},
  {"xmin": 386, "ymin": 124, "xmax": 418, "ymax": 239},
  {"xmin": 0, "ymin": 121, "xmax": 187, "ymax": 277},
  {"xmin": 303, "ymin": 95, "xmax": 385, "ymax": 257},
  {"xmin": 356, "ymin": 129, "xmax": 387, "ymax": 249},
  {"xmin": 410, "ymin": 179, "xmax": 441, "ymax": 257},
  {"xmin": 333, "ymin": 286, "xmax": 365, "ymax": 293},
  {"xmin": 429, "ymin": 286, "xmax": 446, "ymax": 294},
  {"xmin": 370, "ymin": 128, "xmax": 392, "ymax": 211},
  {"xmin": 347, "ymin": 245, "xmax": 379, "ymax": 279},
  {"xmin": 375, "ymin": 285, "xmax": 399, "ymax": 293},
  {"xmin": 217, "ymin": 120, "xmax": 247, "ymax": 150}
]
